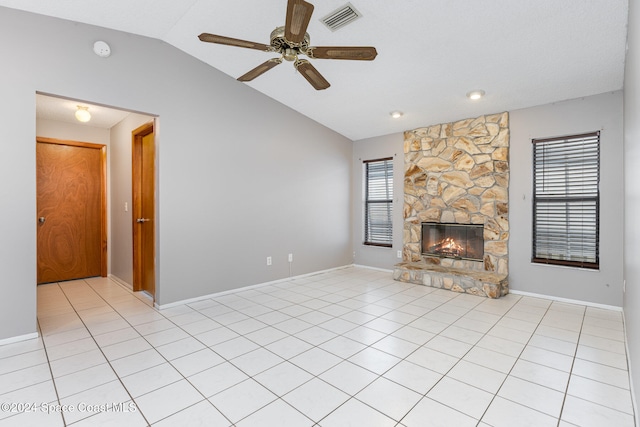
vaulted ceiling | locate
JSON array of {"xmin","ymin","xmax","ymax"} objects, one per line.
[{"xmin": 2, "ymin": 0, "xmax": 629, "ymax": 140}]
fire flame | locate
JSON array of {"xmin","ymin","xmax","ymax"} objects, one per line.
[
  {"xmin": 439, "ymin": 237, "xmax": 463, "ymax": 252},
  {"xmin": 429, "ymin": 237, "xmax": 465, "ymax": 257}
]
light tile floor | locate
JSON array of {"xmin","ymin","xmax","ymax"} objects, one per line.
[{"xmin": 0, "ymin": 267, "xmax": 636, "ymax": 426}]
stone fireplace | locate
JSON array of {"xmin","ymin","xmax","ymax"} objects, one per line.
[{"xmin": 393, "ymin": 113, "xmax": 510, "ymax": 298}]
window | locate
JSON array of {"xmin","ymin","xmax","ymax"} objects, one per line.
[
  {"xmin": 532, "ymin": 131, "xmax": 600, "ymax": 269},
  {"xmin": 364, "ymin": 157, "xmax": 393, "ymax": 247}
]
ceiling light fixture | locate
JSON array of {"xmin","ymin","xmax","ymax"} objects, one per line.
[
  {"xmin": 390, "ymin": 111, "xmax": 404, "ymax": 119},
  {"xmin": 75, "ymin": 106, "xmax": 91, "ymax": 122},
  {"xmin": 466, "ymin": 90, "xmax": 485, "ymax": 100}
]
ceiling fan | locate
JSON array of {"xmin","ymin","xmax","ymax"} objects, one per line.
[{"xmin": 198, "ymin": 0, "xmax": 377, "ymax": 90}]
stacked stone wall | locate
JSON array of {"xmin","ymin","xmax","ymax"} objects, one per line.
[{"xmin": 402, "ymin": 112, "xmax": 509, "ymax": 276}]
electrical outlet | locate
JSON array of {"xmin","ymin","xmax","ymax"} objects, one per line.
[
  {"xmin": 288, "ymin": 253, "xmax": 293, "ymax": 262},
  {"xmin": 266, "ymin": 256, "xmax": 272, "ymax": 266},
  {"xmin": 397, "ymin": 250, "xmax": 402, "ymax": 259}
]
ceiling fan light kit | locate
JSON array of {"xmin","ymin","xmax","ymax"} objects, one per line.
[{"xmin": 198, "ymin": 0, "xmax": 377, "ymax": 90}]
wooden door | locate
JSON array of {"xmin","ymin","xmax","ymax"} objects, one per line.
[
  {"xmin": 36, "ymin": 138, "xmax": 107, "ymax": 284},
  {"xmin": 132, "ymin": 122, "xmax": 156, "ymax": 298}
]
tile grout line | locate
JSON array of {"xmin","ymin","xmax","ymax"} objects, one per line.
[
  {"xmin": 184, "ymin": 275, "xmax": 455, "ymax": 424},
  {"xmin": 394, "ymin": 294, "xmax": 531, "ymax": 425},
  {"xmin": 477, "ymin": 297, "xmax": 563, "ymax": 425},
  {"xmin": 27, "ymin": 269, "xmax": 635, "ymax": 426},
  {"xmin": 52, "ymin": 278, "xmax": 153, "ymax": 427},
  {"xmin": 207, "ymin": 280, "xmax": 560, "ymax": 424},
  {"xmin": 81, "ymin": 278, "xmax": 239, "ymax": 426},
  {"xmin": 38, "ymin": 282, "xmax": 84, "ymax": 427},
  {"xmin": 46, "ymin": 278, "xmax": 552, "ymax": 425},
  {"xmin": 275, "ymin": 287, "xmax": 500, "ymax": 424},
  {"xmin": 555, "ymin": 303, "xmax": 586, "ymax": 427}
]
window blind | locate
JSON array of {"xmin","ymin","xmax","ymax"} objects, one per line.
[
  {"xmin": 532, "ymin": 131, "xmax": 600, "ymax": 269},
  {"xmin": 364, "ymin": 158, "xmax": 393, "ymax": 247}
]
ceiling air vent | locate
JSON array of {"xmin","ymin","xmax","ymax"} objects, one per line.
[{"xmin": 320, "ymin": 3, "xmax": 363, "ymax": 32}]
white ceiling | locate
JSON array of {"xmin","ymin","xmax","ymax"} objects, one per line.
[{"xmin": 7, "ymin": 0, "xmax": 630, "ymax": 140}]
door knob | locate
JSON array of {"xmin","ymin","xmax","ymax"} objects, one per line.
[
  {"xmin": 38, "ymin": 217, "xmax": 46, "ymax": 224},
  {"xmin": 136, "ymin": 218, "xmax": 150, "ymax": 223}
]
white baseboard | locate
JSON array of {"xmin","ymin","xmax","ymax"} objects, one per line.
[
  {"xmin": 108, "ymin": 274, "xmax": 133, "ymax": 291},
  {"xmin": 622, "ymin": 310, "xmax": 640, "ymax": 427},
  {"xmin": 0, "ymin": 332, "xmax": 39, "ymax": 346},
  {"xmin": 353, "ymin": 264, "xmax": 393, "ymax": 273},
  {"xmin": 509, "ymin": 289, "xmax": 622, "ymax": 311},
  {"xmin": 155, "ymin": 264, "xmax": 355, "ymax": 310}
]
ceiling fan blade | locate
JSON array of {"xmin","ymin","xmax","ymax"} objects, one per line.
[
  {"xmin": 295, "ymin": 59, "xmax": 330, "ymax": 90},
  {"xmin": 198, "ymin": 33, "xmax": 271, "ymax": 51},
  {"xmin": 285, "ymin": 0, "xmax": 314, "ymax": 44},
  {"xmin": 237, "ymin": 58, "xmax": 283, "ymax": 82},
  {"xmin": 309, "ymin": 46, "xmax": 378, "ymax": 61}
]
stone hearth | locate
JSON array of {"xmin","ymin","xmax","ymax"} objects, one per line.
[
  {"xmin": 395, "ymin": 112, "xmax": 510, "ymax": 298},
  {"xmin": 393, "ymin": 261, "xmax": 508, "ymax": 298}
]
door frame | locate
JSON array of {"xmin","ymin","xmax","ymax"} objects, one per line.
[
  {"xmin": 36, "ymin": 137, "xmax": 108, "ymax": 279},
  {"xmin": 131, "ymin": 121, "xmax": 156, "ymax": 297}
]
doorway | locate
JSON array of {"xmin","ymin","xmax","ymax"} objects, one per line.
[
  {"xmin": 36, "ymin": 138, "xmax": 107, "ymax": 284},
  {"xmin": 132, "ymin": 121, "xmax": 156, "ymax": 299}
]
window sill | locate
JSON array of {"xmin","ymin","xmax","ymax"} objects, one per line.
[
  {"xmin": 363, "ymin": 243, "xmax": 392, "ymax": 249},
  {"xmin": 531, "ymin": 259, "xmax": 600, "ymax": 272}
]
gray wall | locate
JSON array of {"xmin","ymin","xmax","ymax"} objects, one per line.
[
  {"xmin": 624, "ymin": 0, "xmax": 640, "ymax": 413},
  {"xmin": 352, "ymin": 133, "xmax": 404, "ymax": 269},
  {"xmin": 353, "ymin": 93, "xmax": 625, "ymax": 308},
  {"xmin": 0, "ymin": 7, "xmax": 352, "ymax": 341},
  {"xmin": 510, "ymin": 92, "xmax": 624, "ymax": 307},
  {"xmin": 109, "ymin": 113, "xmax": 154, "ymax": 287}
]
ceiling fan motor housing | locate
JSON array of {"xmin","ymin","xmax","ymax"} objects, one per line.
[{"xmin": 270, "ymin": 26, "xmax": 310, "ymax": 60}]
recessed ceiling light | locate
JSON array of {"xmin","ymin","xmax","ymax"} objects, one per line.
[
  {"xmin": 466, "ymin": 90, "xmax": 485, "ymax": 100},
  {"xmin": 390, "ymin": 111, "xmax": 404, "ymax": 119}
]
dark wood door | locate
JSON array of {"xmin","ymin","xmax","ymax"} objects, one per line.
[
  {"xmin": 36, "ymin": 139, "xmax": 106, "ymax": 284},
  {"xmin": 132, "ymin": 122, "xmax": 156, "ymax": 298}
]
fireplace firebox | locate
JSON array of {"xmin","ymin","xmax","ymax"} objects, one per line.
[{"xmin": 422, "ymin": 222, "xmax": 484, "ymax": 261}]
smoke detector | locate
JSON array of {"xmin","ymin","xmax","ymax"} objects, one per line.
[{"xmin": 93, "ymin": 41, "xmax": 111, "ymax": 58}]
